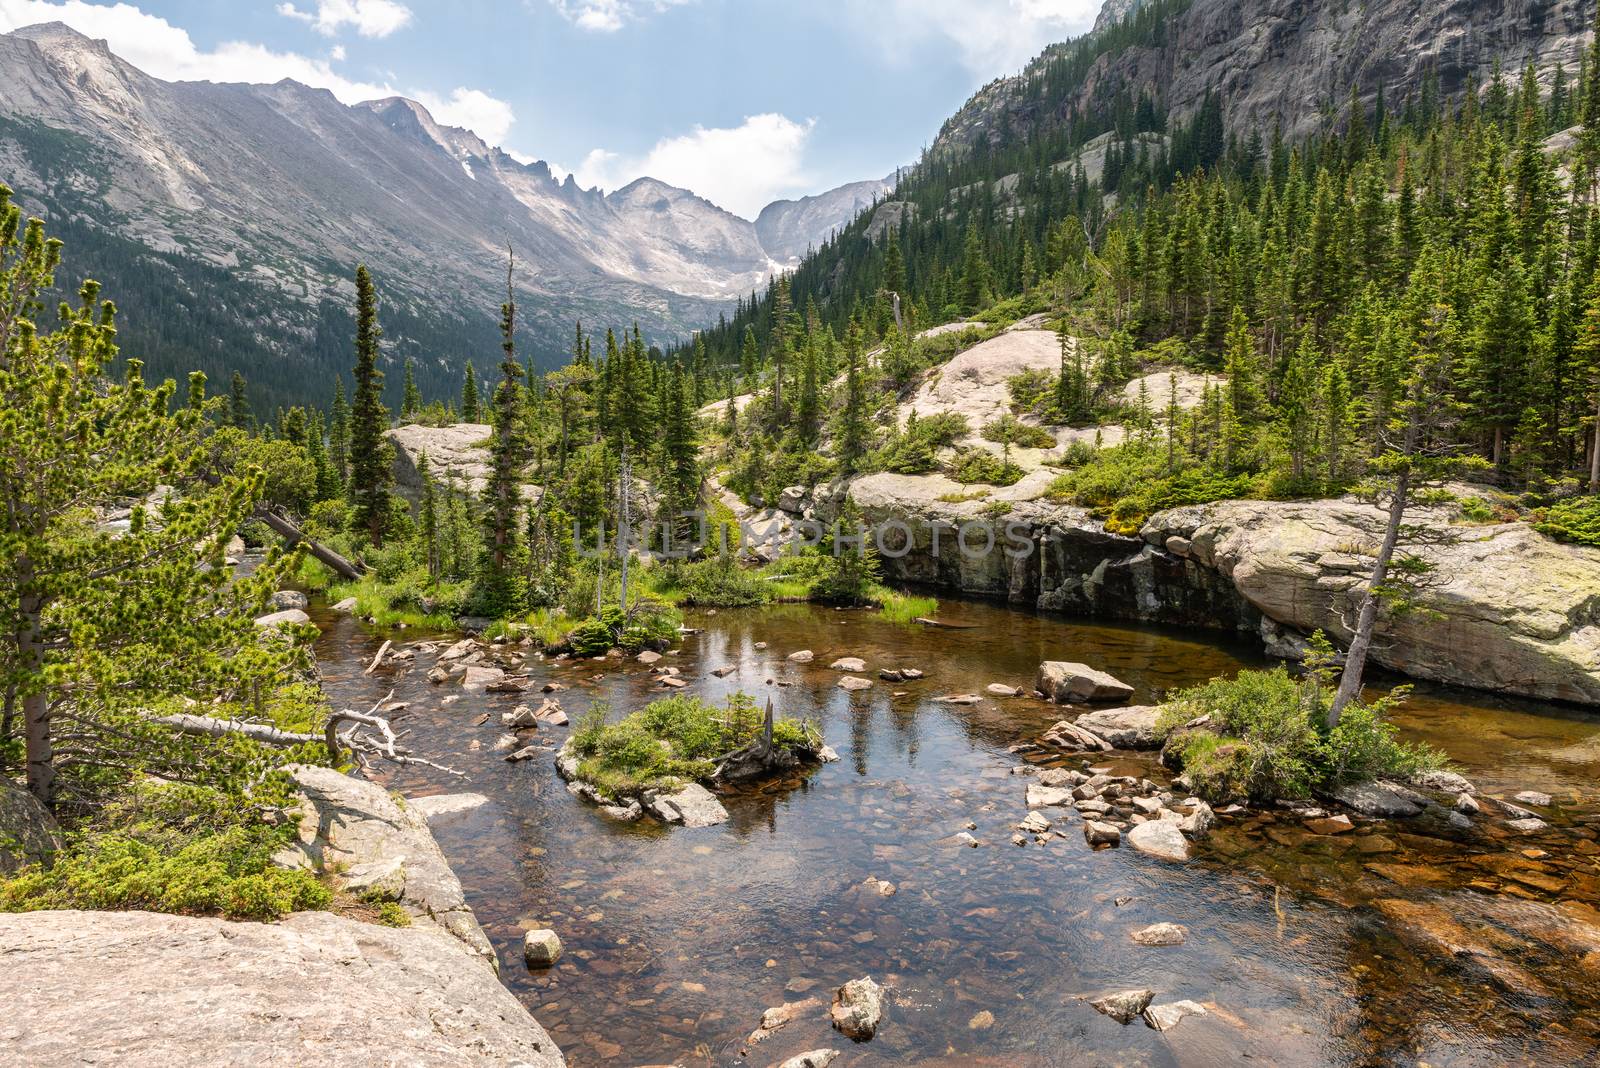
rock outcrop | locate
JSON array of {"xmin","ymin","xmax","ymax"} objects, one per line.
[
  {"xmin": 844, "ymin": 466, "xmax": 1600, "ymax": 704},
  {"xmin": 0, "ymin": 909, "xmax": 565, "ymax": 1066},
  {"xmin": 0, "ymin": 781, "xmax": 60, "ymax": 875},
  {"xmin": 1147, "ymin": 499, "xmax": 1600, "ymax": 704},
  {"xmin": 386, "ymin": 423, "xmax": 493, "ymax": 497},
  {"xmin": 275, "ymin": 764, "xmax": 497, "ymax": 965}
]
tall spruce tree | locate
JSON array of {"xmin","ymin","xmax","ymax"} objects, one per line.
[{"xmin": 348, "ymin": 264, "xmax": 393, "ymax": 545}]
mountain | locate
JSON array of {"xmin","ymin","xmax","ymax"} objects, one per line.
[
  {"xmin": 755, "ymin": 175, "xmax": 898, "ymax": 267},
  {"xmin": 935, "ymin": 0, "xmax": 1590, "ymax": 160},
  {"xmin": 687, "ymin": 0, "xmax": 1593, "ymax": 367},
  {"xmin": 0, "ymin": 22, "xmax": 886, "ymax": 409}
]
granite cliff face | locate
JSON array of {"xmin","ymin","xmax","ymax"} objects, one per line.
[{"xmin": 937, "ymin": 0, "xmax": 1591, "ymax": 157}]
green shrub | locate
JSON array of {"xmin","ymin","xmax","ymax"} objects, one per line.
[
  {"xmin": 568, "ymin": 617, "xmax": 614, "ymax": 656},
  {"xmin": 658, "ymin": 556, "xmax": 773, "ymax": 607},
  {"xmin": 1535, "ymin": 495, "xmax": 1600, "ymax": 547},
  {"xmin": 1007, "ymin": 368, "xmax": 1056, "ymax": 418},
  {"xmin": 0, "ymin": 783, "xmax": 329, "ymax": 922},
  {"xmin": 1049, "ymin": 444, "xmax": 1255, "ymax": 533},
  {"xmin": 949, "ymin": 447, "xmax": 1024, "ymax": 487},
  {"xmin": 568, "ymin": 694, "xmax": 817, "ymax": 800},
  {"xmin": 1158, "ymin": 659, "xmax": 1445, "ymax": 804},
  {"xmin": 872, "ymin": 411, "xmax": 970, "ymax": 475},
  {"xmin": 982, "ymin": 414, "xmax": 1057, "ymax": 450}
]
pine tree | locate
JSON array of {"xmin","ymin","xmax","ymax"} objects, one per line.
[
  {"xmin": 836, "ymin": 321, "xmax": 872, "ymax": 474},
  {"xmin": 959, "ymin": 223, "xmax": 992, "ymax": 314},
  {"xmin": 348, "ymin": 264, "xmax": 393, "ymax": 545},
  {"xmin": 418, "ymin": 452, "xmax": 440, "ymax": 582},
  {"xmin": 461, "ymin": 362, "xmax": 480, "ymax": 423},
  {"xmin": 229, "ymin": 371, "xmax": 252, "ymax": 429},
  {"xmin": 479, "ymin": 251, "xmax": 526, "ymax": 610},
  {"xmin": 401, "ymin": 358, "xmax": 421, "ymax": 421},
  {"xmin": 0, "ymin": 198, "xmax": 301, "ymax": 807},
  {"xmin": 328, "ymin": 376, "xmax": 350, "ymax": 490}
]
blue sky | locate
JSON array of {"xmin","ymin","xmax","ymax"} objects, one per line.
[{"xmin": 0, "ymin": 0, "xmax": 1103, "ymax": 217}]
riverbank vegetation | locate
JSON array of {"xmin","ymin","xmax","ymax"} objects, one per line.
[
  {"xmin": 1158, "ymin": 639, "xmax": 1446, "ymax": 803},
  {"xmin": 567, "ymin": 694, "xmax": 819, "ymax": 800}
]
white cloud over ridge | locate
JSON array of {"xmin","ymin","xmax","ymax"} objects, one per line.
[
  {"xmin": 277, "ymin": 0, "xmax": 413, "ymax": 38},
  {"xmin": 873, "ymin": 0, "xmax": 1100, "ymax": 79},
  {"xmin": 572, "ymin": 113, "xmax": 814, "ymax": 220},
  {"xmin": 0, "ymin": 1, "xmax": 517, "ymax": 146},
  {"xmin": 546, "ymin": 0, "xmax": 694, "ymax": 34}
]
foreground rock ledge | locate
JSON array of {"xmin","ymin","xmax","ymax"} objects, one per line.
[{"xmin": 0, "ymin": 909, "xmax": 565, "ymax": 1067}]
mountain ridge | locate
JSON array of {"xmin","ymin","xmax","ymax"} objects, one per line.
[{"xmin": 0, "ymin": 21, "xmax": 891, "ymax": 407}]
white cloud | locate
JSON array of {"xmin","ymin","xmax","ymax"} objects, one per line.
[
  {"xmin": 572, "ymin": 113, "xmax": 813, "ymax": 219},
  {"xmin": 0, "ymin": 1, "xmax": 517, "ymax": 147},
  {"xmin": 415, "ymin": 87, "xmax": 517, "ymax": 145},
  {"xmin": 873, "ymin": 0, "xmax": 1100, "ymax": 79},
  {"xmin": 546, "ymin": 0, "xmax": 694, "ymax": 33},
  {"xmin": 277, "ymin": 0, "xmax": 412, "ymax": 38}
]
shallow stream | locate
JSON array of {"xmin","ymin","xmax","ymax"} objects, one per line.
[{"xmin": 312, "ymin": 598, "xmax": 1600, "ymax": 1067}]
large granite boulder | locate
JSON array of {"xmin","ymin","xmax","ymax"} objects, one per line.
[
  {"xmin": 1036, "ymin": 661, "xmax": 1135, "ymax": 703},
  {"xmin": 385, "ymin": 423, "xmax": 493, "ymax": 497},
  {"xmin": 0, "ymin": 781, "xmax": 60, "ymax": 875},
  {"xmin": 275, "ymin": 765, "xmax": 496, "ymax": 965},
  {"xmin": 1146, "ymin": 498, "xmax": 1600, "ymax": 704},
  {"xmin": 1072, "ymin": 705, "xmax": 1163, "ymax": 748},
  {"xmin": 0, "ymin": 909, "xmax": 565, "ymax": 1066}
]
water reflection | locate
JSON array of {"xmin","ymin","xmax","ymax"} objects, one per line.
[{"xmin": 312, "ymin": 596, "xmax": 1600, "ymax": 1067}]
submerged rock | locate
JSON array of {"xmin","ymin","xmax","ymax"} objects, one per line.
[
  {"xmin": 1131, "ymin": 922, "xmax": 1188, "ymax": 946},
  {"xmin": 1514, "ymin": 790, "xmax": 1553, "ymax": 807},
  {"xmin": 1091, "ymin": 988, "xmax": 1155, "ymax": 1024},
  {"xmin": 776, "ymin": 1051, "xmax": 840, "ymax": 1068},
  {"xmin": 830, "ymin": 977, "xmax": 884, "ymax": 1040},
  {"xmin": 409, "ymin": 793, "xmax": 489, "ymax": 823},
  {"xmin": 1036, "ymin": 661, "xmax": 1135, "ymax": 703},
  {"xmin": 1330, "ymin": 781, "xmax": 1426, "ymax": 818}
]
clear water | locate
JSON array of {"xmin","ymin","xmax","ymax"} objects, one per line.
[{"xmin": 312, "ymin": 598, "xmax": 1600, "ymax": 1066}]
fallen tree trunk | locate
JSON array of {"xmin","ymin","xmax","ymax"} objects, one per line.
[
  {"xmin": 255, "ymin": 507, "xmax": 365, "ymax": 580},
  {"xmin": 152, "ymin": 693, "xmax": 461, "ymax": 775}
]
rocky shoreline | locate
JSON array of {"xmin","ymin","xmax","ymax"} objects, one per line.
[
  {"xmin": 840, "ymin": 482, "xmax": 1600, "ymax": 706},
  {"xmin": 0, "ymin": 765, "xmax": 567, "ymax": 1067}
]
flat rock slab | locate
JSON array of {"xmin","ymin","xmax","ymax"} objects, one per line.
[
  {"xmin": 409, "ymin": 793, "xmax": 489, "ymax": 822},
  {"xmin": 1144, "ymin": 999, "xmax": 1208, "ymax": 1032},
  {"xmin": 1072, "ymin": 705, "xmax": 1162, "ymax": 749},
  {"xmin": 1036, "ymin": 661, "xmax": 1134, "ymax": 703},
  {"xmin": 648, "ymin": 783, "xmax": 730, "ymax": 828},
  {"xmin": 0, "ymin": 909, "xmax": 565, "ymax": 1066},
  {"xmin": 829, "ymin": 657, "xmax": 866, "ymax": 672},
  {"xmin": 254, "ymin": 608, "xmax": 311, "ymax": 629},
  {"xmin": 1127, "ymin": 821, "xmax": 1191, "ymax": 862},
  {"xmin": 1331, "ymin": 781, "xmax": 1425, "ymax": 818},
  {"xmin": 1131, "ymin": 922, "xmax": 1188, "ymax": 946}
]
